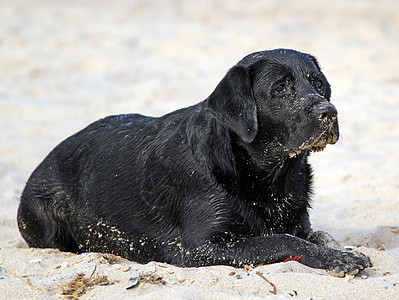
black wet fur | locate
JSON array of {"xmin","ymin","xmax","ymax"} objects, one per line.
[{"xmin": 17, "ymin": 49, "xmax": 371, "ymax": 277}]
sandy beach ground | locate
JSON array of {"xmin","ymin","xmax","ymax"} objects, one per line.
[{"xmin": 1, "ymin": 0, "xmax": 399, "ymax": 298}]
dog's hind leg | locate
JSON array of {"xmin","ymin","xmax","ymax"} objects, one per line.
[{"xmin": 17, "ymin": 180, "xmax": 79, "ymax": 253}]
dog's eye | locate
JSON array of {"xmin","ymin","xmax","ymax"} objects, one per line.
[
  {"xmin": 313, "ymin": 80, "xmax": 323, "ymax": 90},
  {"xmin": 274, "ymin": 83, "xmax": 287, "ymax": 94}
]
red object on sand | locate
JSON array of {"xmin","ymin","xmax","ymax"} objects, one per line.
[{"xmin": 283, "ymin": 255, "xmax": 303, "ymax": 263}]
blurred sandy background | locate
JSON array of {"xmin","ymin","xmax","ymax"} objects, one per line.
[{"xmin": 1, "ymin": 0, "xmax": 398, "ymax": 298}]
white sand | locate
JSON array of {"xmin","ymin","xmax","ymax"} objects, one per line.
[{"xmin": 1, "ymin": 0, "xmax": 398, "ymax": 298}]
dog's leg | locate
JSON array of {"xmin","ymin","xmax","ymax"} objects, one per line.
[
  {"xmin": 175, "ymin": 234, "xmax": 371, "ymax": 277},
  {"xmin": 306, "ymin": 230, "xmax": 343, "ymax": 250},
  {"xmin": 18, "ymin": 178, "xmax": 79, "ymax": 253}
]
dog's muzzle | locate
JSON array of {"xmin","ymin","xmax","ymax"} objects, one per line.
[
  {"xmin": 287, "ymin": 102, "xmax": 339, "ymax": 158},
  {"xmin": 310, "ymin": 102, "xmax": 339, "ymax": 151}
]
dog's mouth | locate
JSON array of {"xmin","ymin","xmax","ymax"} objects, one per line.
[{"xmin": 286, "ymin": 131, "xmax": 338, "ymax": 158}]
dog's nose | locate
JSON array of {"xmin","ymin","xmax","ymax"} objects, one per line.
[{"xmin": 313, "ymin": 103, "xmax": 337, "ymax": 121}]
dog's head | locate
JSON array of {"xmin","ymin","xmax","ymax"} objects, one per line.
[{"xmin": 207, "ymin": 49, "xmax": 339, "ymax": 158}]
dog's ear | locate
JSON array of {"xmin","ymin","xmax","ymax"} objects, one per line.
[{"xmin": 207, "ymin": 65, "xmax": 258, "ymax": 143}]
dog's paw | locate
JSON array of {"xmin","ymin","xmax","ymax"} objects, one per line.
[
  {"xmin": 302, "ymin": 248, "xmax": 372, "ymax": 277},
  {"xmin": 326, "ymin": 250, "xmax": 372, "ymax": 277}
]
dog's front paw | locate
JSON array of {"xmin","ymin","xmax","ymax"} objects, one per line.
[
  {"xmin": 302, "ymin": 248, "xmax": 372, "ymax": 277},
  {"xmin": 326, "ymin": 250, "xmax": 371, "ymax": 277}
]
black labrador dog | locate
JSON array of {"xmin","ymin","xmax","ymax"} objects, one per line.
[{"xmin": 18, "ymin": 49, "xmax": 371, "ymax": 277}]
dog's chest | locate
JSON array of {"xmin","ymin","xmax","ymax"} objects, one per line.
[
  {"xmin": 246, "ymin": 190, "xmax": 305, "ymax": 236},
  {"xmin": 234, "ymin": 166, "xmax": 310, "ymax": 236}
]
